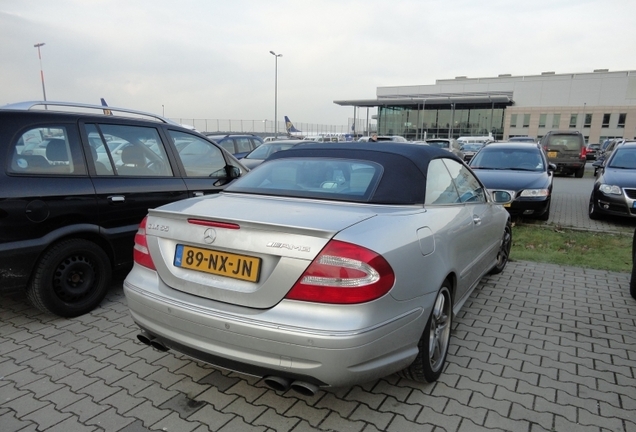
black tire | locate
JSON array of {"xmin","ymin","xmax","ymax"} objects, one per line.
[
  {"xmin": 489, "ymin": 221, "xmax": 512, "ymax": 275},
  {"xmin": 631, "ymin": 230, "xmax": 636, "ymax": 300},
  {"xmin": 588, "ymin": 194, "xmax": 601, "ymax": 220},
  {"xmin": 630, "ymin": 260, "xmax": 636, "ymax": 300},
  {"xmin": 27, "ymin": 239, "xmax": 112, "ymax": 317},
  {"xmin": 398, "ymin": 282, "xmax": 452, "ymax": 383},
  {"xmin": 575, "ymin": 166, "xmax": 585, "ymax": 178},
  {"xmin": 536, "ymin": 200, "xmax": 551, "ymax": 221}
]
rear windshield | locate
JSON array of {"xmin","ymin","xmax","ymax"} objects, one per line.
[
  {"xmin": 547, "ymin": 135, "xmax": 582, "ymax": 150},
  {"xmin": 226, "ymin": 158, "xmax": 382, "ymax": 202}
]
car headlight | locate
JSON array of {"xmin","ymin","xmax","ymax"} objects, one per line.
[
  {"xmin": 599, "ymin": 184, "xmax": 622, "ymax": 195},
  {"xmin": 519, "ymin": 189, "xmax": 549, "ymax": 197}
]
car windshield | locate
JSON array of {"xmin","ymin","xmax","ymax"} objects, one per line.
[
  {"xmin": 608, "ymin": 148, "xmax": 636, "ymax": 169},
  {"xmin": 226, "ymin": 158, "xmax": 382, "ymax": 202},
  {"xmin": 470, "ymin": 148, "xmax": 544, "ymax": 171},
  {"xmin": 245, "ymin": 143, "xmax": 295, "ymax": 159}
]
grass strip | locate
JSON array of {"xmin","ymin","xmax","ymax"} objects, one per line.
[{"xmin": 510, "ymin": 224, "xmax": 632, "ymax": 273}]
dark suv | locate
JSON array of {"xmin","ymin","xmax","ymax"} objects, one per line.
[
  {"xmin": 204, "ymin": 133, "xmax": 264, "ymax": 159},
  {"xmin": 539, "ymin": 130, "xmax": 587, "ymax": 177},
  {"xmin": 0, "ymin": 101, "xmax": 246, "ymax": 317}
]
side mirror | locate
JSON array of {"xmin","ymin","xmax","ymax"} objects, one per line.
[
  {"xmin": 212, "ymin": 165, "xmax": 243, "ymax": 186},
  {"xmin": 490, "ymin": 190, "xmax": 514, "ymax": 205},
  {"xmin": 548, "ymin": 163, "xmax": 557, "ymax": 172},
  {"xmin": 227, "ymin": 165, "xmax": 242, "ymax": 179}
]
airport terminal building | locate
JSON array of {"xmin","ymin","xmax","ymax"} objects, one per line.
[{"xmin": 335, "ymin": 69, "xmax": 636, "ymax": 144}]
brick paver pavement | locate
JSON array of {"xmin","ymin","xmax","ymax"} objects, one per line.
[{"xmin": 1, "ymin": 259, "xmax": 635, "ymax": 432}]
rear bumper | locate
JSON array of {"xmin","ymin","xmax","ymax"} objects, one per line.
[
  {"xmin": 123, "ymin": 266, "xmax": 430, "ymax": 388},
  {"xmin": 551, "ymin": 160, "xmax": 586, "ymax": 173}
]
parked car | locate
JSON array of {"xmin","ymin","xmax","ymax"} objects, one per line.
[
  {"xmin": 539, "ymin": 130, "xmax": 586, "ymax": 177},
  {"xmin": 124, "ymin": 142, "xmax": 513, "ymax": 392},
  {"xmin": 426, "ymin": 138, "xmax": 465, "ymax": 160},
  {"xmin": 263, "ymin": 136, "xmax": 293, "ymax": 143},
  {"xmin": 240, "ymin": 140, "xmax": 316, "ymax": 169},
  {"xmin": 0, "ymin": 101, "xmax": 246, "ymax": 317},
  {"xmin": 469, "ymin": 142, "xmax": 554, "ymax": 221},
  {"xmin": 358, "ymin": 135, "xmax": 407, "ymax": 142},
  {"xmin": 592, "ymin": 139, "xmax": 625, "ymax": 175},
  {"xmin": 589, "ymin": 141, "xmax": 636, "ymax": 220},
  {"xmin": 457, "ymin": 136, "xmax": 493, "ymax": 148},
  {"xmin": 459, "ymin": 143, "xmax": 483, "ymax": 162},
  {"xmin": 586, "ymin": 143, "xmax": 601, "ymax": 160},
  {"xmin": 508, "ymin": 136, "xmax": 536, "ymax": 143},
  {"xmin": 204, "ymin": 133, "xmax": 264, "ymax": 159}
]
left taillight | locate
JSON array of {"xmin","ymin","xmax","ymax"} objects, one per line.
[
  {"xmin": 133, "ymin": 216, "xmax": 156, "ymax": 270},
  {"xmin": 285, "ymin": 240, "xmax": 395, "ymax": 304}
]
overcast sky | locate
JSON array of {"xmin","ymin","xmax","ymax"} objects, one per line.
[{"xmin": 1, "ymin": 0, "xmax": 635, "ymax": 128}]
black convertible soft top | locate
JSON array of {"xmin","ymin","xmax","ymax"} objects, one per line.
[{"xmin": 265, "ymin": 142, "xmax": 464, "ymax": 205}]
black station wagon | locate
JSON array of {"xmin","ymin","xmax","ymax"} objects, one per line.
[{"xmin": 0, "ymin": 101, "xmax": 246, "ymax": 317}]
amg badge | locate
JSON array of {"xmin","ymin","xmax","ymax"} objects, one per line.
[{"xmin": 266, "ymin": 242, "xmax": 311, "ymax": 253}]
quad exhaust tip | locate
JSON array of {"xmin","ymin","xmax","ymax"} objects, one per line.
[
  {"xmin": 290, "ymin": 381, "xmax": 319, "ymax": 396},
  {"xmin": 136, "ymin": 332, "xmax": 169, "ymax": 352},
  {"xmin": 263, "ymin": 376, "xmax": 291, "ymax": 392},
  {"xmin": 138, "ymin": 335, "xmax": 319, "ymax": 395},
  {"xmin": 263, "ymin": 376, "xmax": 319, "ymax": 396},
  {"xmin": 136, "ymin": 331, "xmax": 153, "ymax": 346}
]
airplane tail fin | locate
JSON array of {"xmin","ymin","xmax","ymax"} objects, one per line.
[
  {"xmin": 284, "ymin": 116, "xmax": 301, "ymax": 133},
  {"xmin": 100, "ymin": 98, "xmax": 113, "ymax": 115}
]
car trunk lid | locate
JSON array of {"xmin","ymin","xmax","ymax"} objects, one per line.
[{"xmin": 144, "ymin": 193, "xmax": 378, "ymax": 308}]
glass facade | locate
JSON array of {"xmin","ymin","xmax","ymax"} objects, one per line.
[{"xmin": 377, "ymin": 104, "xmax": 506, "ymax": 141}]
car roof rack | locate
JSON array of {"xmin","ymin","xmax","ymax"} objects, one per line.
[{"xmin": 0, "ymin": 101, "xmax": 181, "ymax": 126}]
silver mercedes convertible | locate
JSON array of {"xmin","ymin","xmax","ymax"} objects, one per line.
[{"xmin": 124, "ymin": 142, "xmax": 512, "ymax": 394}]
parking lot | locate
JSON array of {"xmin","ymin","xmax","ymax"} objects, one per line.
[{"xmin": 1, "ymin": 169, "xmax": 635, "ymax": 432}]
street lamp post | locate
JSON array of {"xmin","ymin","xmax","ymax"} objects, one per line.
[
  {"xmin": 269, "ymin": 50, "xmax": 282, "ymax": 137},
  {"xmin": 33, "ymin": 42, "xmax": 47, "ymax": 102}
]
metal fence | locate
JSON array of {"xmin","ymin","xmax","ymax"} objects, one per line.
[{"xmin": 170, "ymin": 118, "xmax": 377, "ymax": 136}]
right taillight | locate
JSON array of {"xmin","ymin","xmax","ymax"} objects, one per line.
[
  {"xmin": 285, "ymin": 240, "xmax": 395, "ymax": 304},
  {"xmin": 133, "ymin": 216, "xmax": 156, "ymax": 270}
]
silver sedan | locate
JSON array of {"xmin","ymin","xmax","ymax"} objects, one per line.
[{"xmin": 124, "ymin": 142, "xmax": 512, "ymax": 394}]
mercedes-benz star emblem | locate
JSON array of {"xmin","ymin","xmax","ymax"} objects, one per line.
[{"xmin": 203, "ymin": 228, "xmax": 217, "ymax": 244}]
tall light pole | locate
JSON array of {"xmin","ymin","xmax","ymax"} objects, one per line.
[
  {"xmin": 33, "ymin": 43, "xmax": 47, "ymax": 102},
  {"xmin": 269, "ymin": 50, "xmax": 282, "ymax": 137}
]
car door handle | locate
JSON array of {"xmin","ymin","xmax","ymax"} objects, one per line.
[
  {"xmin": 473, "ymin": 215, "xmax": 482, "ymax": 225},
  {"xmin": 192, "ymin": 191, "xmax": 204, "ymax": 197},
  {"xmin": 109, "ymin": 195, "xmax": 125, "ymax": 203}
]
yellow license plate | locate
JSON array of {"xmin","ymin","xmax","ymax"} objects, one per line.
[
  {"xmin": 548, "ymin": 151, "xmax": 557, "ymax": 158},
  {"xmin": 174, "ymin": 244, "xmax": 261, "ymax": 282}
]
